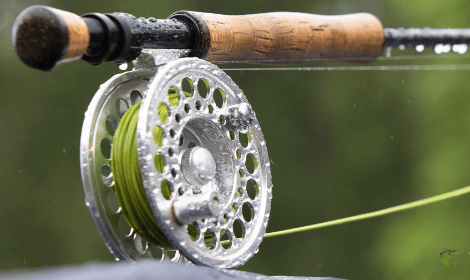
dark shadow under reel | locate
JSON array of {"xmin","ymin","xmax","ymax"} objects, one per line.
[{"xmin": 80, "ymin": 55, "xmax": 272, "ymax": 268}]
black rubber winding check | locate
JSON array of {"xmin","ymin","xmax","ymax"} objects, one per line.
[
  {"xmin": 81, "ymin": 13, "xmax": 135, "ymax": 66},
  {"xmin": 81, "ymin": 12, "xmax": 196, "ymax": 66}
]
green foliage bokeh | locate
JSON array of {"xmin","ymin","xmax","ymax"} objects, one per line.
[{"xmin": 1, "ymin": 0, "xmax": 470, "ymax": 279}]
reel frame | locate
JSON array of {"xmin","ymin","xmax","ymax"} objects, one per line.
[{"xmin": 80, "ymin": 53, "xmax": 272, "ymax": 268}]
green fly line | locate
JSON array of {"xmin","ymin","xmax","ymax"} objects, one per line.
[
  {"xmin": 111, "ymin": 91, "xmax": 470, "ymax": 248},
  {"xmin": 263, "ymin": 185, "xmax": 470, "ymax": 239},
  {"xmin": 111, "ymin": 90, "xmax": 200, "ymax": 249}
]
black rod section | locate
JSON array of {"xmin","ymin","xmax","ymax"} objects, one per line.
[
  {"xmin": 384, "ymin": 27, "xmax": 470, "ymax": 47},
  {"xmin": 81, "ymin": 12, "xmax": 196, "ymax": 66}
]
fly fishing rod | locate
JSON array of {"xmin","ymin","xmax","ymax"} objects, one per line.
[
  {"xmin": 13, "ymin": 5, "xmax": 470, "ymax": 71},
  {"xmin": 12, "ymin": 5, "xmax": 470, "ymax": 271}
]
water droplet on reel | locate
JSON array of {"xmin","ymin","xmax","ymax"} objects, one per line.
[{"xmin": 118, "ymin": 62, "xmax": 128, "ymax": 71}]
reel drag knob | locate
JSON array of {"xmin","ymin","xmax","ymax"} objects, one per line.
[{"xmin": 81, "ymin": 57, "xmax": 272, "ymax": 268}]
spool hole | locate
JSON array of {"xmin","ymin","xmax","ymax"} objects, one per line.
[
  {"xmin": 228, "ymin": 131, "xmax": 235, "ymax": 140},
  {"xmin": 101, "ymin": 164, "xmax": 112, "ymax": 177},
  {"xmin": 213, "ymin": 88, "xmax": 226, "ymax": 108},
  {"xmin": 188, "ymin": 141, "xmax": 196, "ymax": 148},
  {"xmin": 134, "ymin": 233, "xmax": 148, "ymax": 254},
  {"xmin": 237, "ymin": 188, "xmax": 243, "ymax": 197},
  {"xmin": 242, "ymin": 202, "xmax": 254, "ymax": 223},
  {"xmin": 197, "ymin": 78, "xmax": 209, "ymax": 98},
  {"xmin": 101, "ymin": 164, "xmax": 114, "ymax": 187},
  {"xmin": 175, "ymin": 114, "xmax": 181, "ymax": 123},
  {"xmin": 119, "ymin": 215, "xmax": 133, "ymax": 237},
  {"xmin": 116, "ymin": 98, "xmax": 129, "ymax": 117},
  {"xmin": 184, "ymin": 104, "xmax": 190, "ymax": 113},
  {"xmin": 179, "ymin": 134, "xmax": 184, "ymax": 146},
  {"xmin": 106, "ymin": 115, "xmax": 118, "ymax": 136},
  {"xmin": 233, "ymin": 219, "xmax": 245, "ymax": 239},
  {"xmin": 187, "ymin": 222, "xmax": 200, "ymax": 241},
  {"xmin": 195, "ymin": 101, "xmax": 202, "ymax": 110},
  {"xmin": 182, "ymin": 77, "xmax": 194, "ymax": 97},
  {"xmin": 154, "ymin": 153, "xmax": 165, "ymax": 173},
  {"xmin": 100, "ymin": 138, "xmax": 112, "ymax": 159},
  {"xmin": 148, "ymin": 244, "xmax": 164, "ymax": 260},
  {"xmin": 219, "ymin": 115, "xmax": 225, "ymax": 125},
  {"xmin": 161, "ymin": 180, "xmax": 172, "ymax": 200},
  {"xmin": 239, "ymin": 132, "xmax": 251, "ymax": 148},
  {"xmin": 232, "ymin": 203, "xmax": 238, "ymax": 212},
  {"xmin": 130, "ymin": 90, "xmax": 142, "ymax": 105},
  {"xmin": 158, "ymin": 103, "xmax": 170, "ymax": 123},
  {"xmin": 153, "ymin": 125, "xmax": 164, "ymax": 146},
  {"xmin": 107, "ymin": 190, "xmax": 120, "ymax": 213},
  {"xmin": 167, "ymin": 250, "xmax": 177, "ymax": 260},
  {"xmin": 208, "ymin": 104, "xmax": 214, "ymax": 114},
  {"xmin": 168, "ymin": 85, "xmax": 180, "ymax": 107},
  {"xmin": 220, "ymin": 229, "xmax": 232, "ymax": 250},
  {"xmin": 245, "ymin": 154, "xmax": 258, "ymax": 174},
  {"xmin": 246, "ymin": 179, "xmax": 259, "ymax": 200},
  {"xmin": 204, "ymin": 230, "xmax": 216, "ymax": 250}
]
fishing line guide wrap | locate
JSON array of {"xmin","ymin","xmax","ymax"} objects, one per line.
[{"xmin": 80, "ymin": 51, "xmax": 272, "ymax": 268}]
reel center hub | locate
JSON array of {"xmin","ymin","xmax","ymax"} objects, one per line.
[
  {"xmin": 179, "ymin": 117, "xmax": 234, "ymax": 205},
  {"xmin": 181, "ymin": 146, "xmax": 216, "ymax": 187}
]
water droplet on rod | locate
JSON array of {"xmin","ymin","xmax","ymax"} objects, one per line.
[
  {"xmin": 385, "ymin": 47, "xmax": 392, "ymax": 58},
  {"xmin": 415, "ymin": 44, "xmax": 425, "ymax": 52},
  {"xmin": 434, "ymin": 44, "xmax": 444, "ymax": 54},
  {"xmin": 452, "ymin": 44, "xmax": 468, "ymax": 54},
  {"xmin": 443, "ymin": 44, "xmax": 451, "ymax": 53}
]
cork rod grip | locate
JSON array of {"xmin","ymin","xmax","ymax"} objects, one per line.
[{"xmin": 174, "ymin": 11, "xmax": 385, "ymax": 64}]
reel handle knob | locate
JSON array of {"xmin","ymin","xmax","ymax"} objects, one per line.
[
  {"xmin": 12, "ymin": 5, "xmax": 90, "ymax": 71},
  {"xmin": 172, "ymin": 191, "xmax": 222, "ymax": 225}
]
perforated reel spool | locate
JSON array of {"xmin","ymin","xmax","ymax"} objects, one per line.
[{"xmin": 81, "ymin": 57, "xmax": 272, "ymax": 268}]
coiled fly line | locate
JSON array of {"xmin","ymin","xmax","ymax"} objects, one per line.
[{"xmin": 111, "ymin": 91, "xmax": 220, "ymax": 249}]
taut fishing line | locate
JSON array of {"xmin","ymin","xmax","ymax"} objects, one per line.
[{"xmin": 222, "ymin": 64, "xmax": 470, "ymax": 71}]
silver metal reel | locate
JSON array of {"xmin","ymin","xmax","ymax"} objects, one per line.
[{"xmin": 80, "ymin": 52, "xmax": 272, "ymax": 268}]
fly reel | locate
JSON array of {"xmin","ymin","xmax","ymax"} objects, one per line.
[{"xmin": 80, "ymin": 55, "xmax": 272, "ymax": 268}]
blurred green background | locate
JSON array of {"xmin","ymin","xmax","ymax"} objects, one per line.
[{"xmin": 1, "ymin": 0, "xmax": 470, "ymax": 279}]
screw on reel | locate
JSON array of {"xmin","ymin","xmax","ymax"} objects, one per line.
[{"xmin": 80, "ymin": 54, "xmax": 272, "ymax": 268}]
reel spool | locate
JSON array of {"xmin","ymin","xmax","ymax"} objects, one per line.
[{"xmin": 80, "ymin": 56, "xmax": 272, "ymax": 268}]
